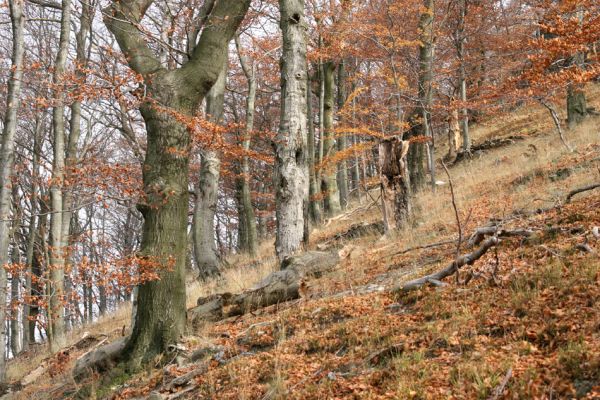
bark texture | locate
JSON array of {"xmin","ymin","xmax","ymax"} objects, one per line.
[
  {"xmin": 457, "ymin": 0, "xmax": 470, "ymax": 152},
  {"xmin": 275, "ymin": 0, "xmax": 309, "ymax": 261},
  {"xmin": 336, "ymin": 60, "xmax": 349, "ymax": 210},
  {"xmin": 235, "ymin": 35, "xmax": 258, "ymax": 255},
  {"xmin": 48, "ymin": 0, "xmax": 72, "ymax": 352},
  {"xmin": 321, "ymin": 62, "xmax": 342, "ymax": 217},
  {"xmin": 307, "ymin": 72, "xmax": 322, "ymax": 224},
  {"xmin": 0, "ymin": 0, "xmax": 25, "ymax": 381},
  {"xmin": 379, "ymin": 137, "xmax": 411, "ymax": 233},
  {"xmin": 194, "ymin": 58, "xmax": 227, "ymax": 280},
  {"xmin": 417, "ymin": 0, "xmax": 435, "ymax": 189},
  {"xmin": 103, "ymin": 0, "xmax": 251, "ymax": 368}
]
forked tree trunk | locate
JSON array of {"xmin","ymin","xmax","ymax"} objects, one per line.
[
  {"xmin": 194, "ymin": 59, "xmax": 227, "ymax": 280},
  {"xmin": 379, "ymin": 137, "xmax": 411, "ymax": 233},
  {"xmin": 275, "ymin": 0, "xmax": 309, "ymax": 262},
  {"xmin": 0, "ymin": 0, "xmax": 25, "ymax": 380},
  {"xmin": 321, "ymin": 61, "xmax": 341, "ymax": 217},
  {"xmin": 104, "ymin": 0, "xmax": 251, "ymax": 368}
]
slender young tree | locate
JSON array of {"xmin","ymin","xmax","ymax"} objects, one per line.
[
  {"xmin": 103, "ymin": 0, "xmax": 251, "ymax": 367},
  {"xmin": 336, "ymin": 60, "xmax": 349, "ymax": 210},
  {"xmin": 417, "ymin": 0, "xmax": 435, "ymax": 189},
  {"xmin": 194, "ymin": 58, "xmax": 227, "ymax": 280},
  {"xmin": 307, "ymin": 71, "xmax": 322, "ymax": 224},
  {"xmin": 456, "ymin": 0, "xmax": 470, "ymax": 152},
  {"xmin": 276, "ymin": 0, "xmax": 309, "ymax": 261},
  {"xmin": 0, "ymin": 0, "xmax": 26, "ymax": 379},
  {"xmin": 235, "ymin": 35, "xmax": 258, "ymax": 256},
  {"xmin": 48, "ymin": 0, "xmax": 72, "ymax": 352},
  {"xmin": 321, "ymin": 62, "xmax": 342, "ymax": 216}
]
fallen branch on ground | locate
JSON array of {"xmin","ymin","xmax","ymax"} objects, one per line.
[
  {"xmin": 468, "ymin": 227, "xmax": 534, "ymax": 247},
  {"xmin": 392, "ymin": 236, "xmax": 500, "ymax": 293},
  {"xmin": 566, "ymin": 183, "xmax": 600, "ymax": 203}
]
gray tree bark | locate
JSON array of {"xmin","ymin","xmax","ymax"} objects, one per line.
[
  {"xmin": 336, "ymin": 60, "xmax": 349, "ymax": 210},
  {"xmin": 235, "ymin": 35, "xmax": 258, "ymax": 256},
  {"xmin": 307, "ymin": 71, "xmax": 322, "ymax": 224},
  {"xmin": 0, "ymin": 0, "xmax": 25, "ymax": 380},
  {"xmin": 22, "ymin": 120, "xmax": 42, "ymax": 352},
  {"xmin": 417, "ymin": 0, "xmax": 436, "ymax": 190},
  {"xmin": 104, "ymin": 0, "xmax": 251, "ymax": 368},
  {"xmin": 194, "ymin": 57, "xmax": 227, "ymax": 280},
  {"xmin": 275, "ymin": 0, "xmax": 310, "ymax": 262},
  {"xmin": 457, "ymin": 0, "xmax": 470, "ymax": 152},
  {"xmin": 48, "ymin": 0, "xmax": 72, "ymax": 352},
  {"xmin": 321, "ymin": 62, "xmax": 342, "ymax": 217}
]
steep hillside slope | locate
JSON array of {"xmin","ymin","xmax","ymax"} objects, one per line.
[{"xmin": 6, "ymin": 88, "xmax": 600, "ymax": 399}]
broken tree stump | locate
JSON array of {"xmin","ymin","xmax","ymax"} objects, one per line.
[
  {"xmin": 379, "ymin": 136, "xmax": 411, "ymax": 233},
  {"xmin": 190, "ymin": 251, "xmax": 339, "ymax": 328}
]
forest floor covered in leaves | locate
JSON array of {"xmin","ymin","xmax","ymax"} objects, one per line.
[{"xmin": 6, "ymin": 88, "xmax": 600, "ymax": 399}]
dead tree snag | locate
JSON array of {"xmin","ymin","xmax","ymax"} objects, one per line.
[{"xmin": 379, "ymin": 137, "xmax": 411, "ymax": 233}]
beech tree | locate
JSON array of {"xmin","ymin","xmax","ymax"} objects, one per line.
[
  {"xmin": 0, "ymin": 0, "xmax": 25, "ymax": 382},
  {"xmin": 102, "ymin": 0, "xmax": 251, "ymax": 366},
  {"xmin": 275, "ymin": 0, "xmax": 309, "ymax": 261}
]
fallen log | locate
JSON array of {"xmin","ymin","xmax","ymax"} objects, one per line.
[
  {"xmin": 454, "ymin": 135, "xmax": 525, "ymax": 164},
  {"xmin": 393, "ymin": 237, "xmax": 499, "ymax": 293},
  {"xmin": 317, "ymin": 221, "xmax": 384, "ymax": 250},
  {"xmin": 72, "ymin": 337, "xmax": 127, "ymax": 381},
  {"xmin": 190, "ymin": 251, "xmax": 339, "ymax": 327},
  {"xmin": 468, "ymin": 226, "xmax": 534, "ymax": 247}
]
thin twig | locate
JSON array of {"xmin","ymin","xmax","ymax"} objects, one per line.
[
  {"xmin": 487, "ymin": 367, "xmax": 512, "ymax": 400},
  {"xmin": 441, "ymin": 161, "xmax": 462, "ymax": 257}
]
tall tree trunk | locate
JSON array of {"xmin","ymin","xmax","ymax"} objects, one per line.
[
  {"xmin": 275, "ymin": 0, "xmax": 309, "ymax": 262},
  {"xmin": 336, "ymin": 60, "xmax": 349, "ymax": 210},
  {"xmin": 10, "ymin": 243, "xmax": 21, "ymax": 357},
  {"xmin": 418, "ymin": 0, "xmax": 435, "ymax": 190},
  {"xmin": 58, "ymin": 0, "xmax": 93, "ymax": 330},
  {"xmin": 321, "ymin": 62, "xmax": 341, "ymax": 217},
  {"xmin": 48, "ymin": 0, "xmax": 72, "ymax": 352},
  {"xmin": 235, "ymin": 36, "xmax": 258, "ymax": 256},
  {"xmin": 104, "ymin": 0, "xmax": 251, "ymax": 368},
  {"xmin": 194, "ymin": 58, "xmax": 226, "ymax": 280},
  {"xmin": 457, "ymin": 0, "xmax": 470, "ymax": 152},
  {"xmin": 0, "ymin": 0, "xmax": 26, "ymax": 379},
  {"xmin": 22, "ymin": 128, "xmax": 39, "ymax": 350},
  {"xmin": 307, "ymin": 71, "xmax": 322, "ymax": 223}
]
